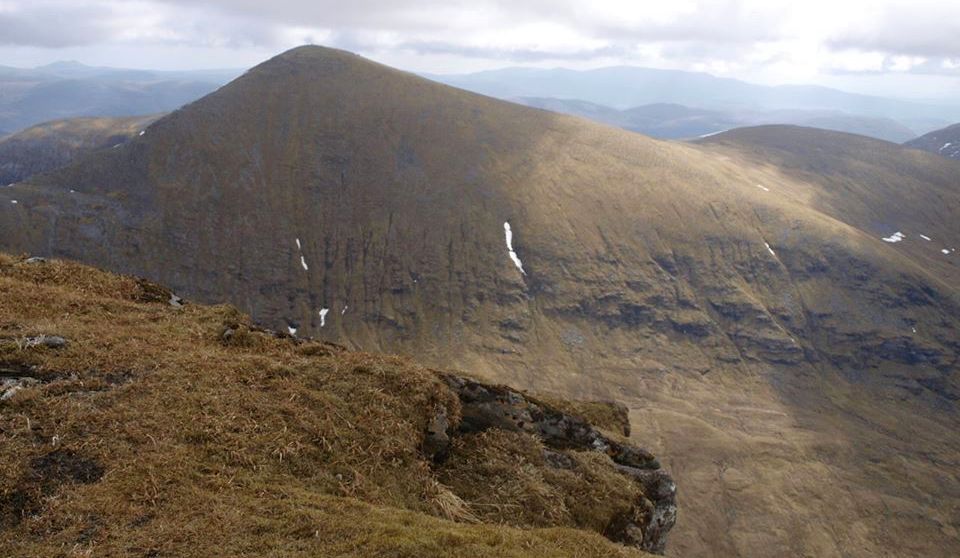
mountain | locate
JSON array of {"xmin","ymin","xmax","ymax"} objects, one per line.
[
  {"xmin": 794, "ymin": 113, "xmax": 917, "ymax": 142},
  {"xmin": 0, "ymin": 253, "xmax": 671, "ymax": 557},
  {"xmin": 514, "ymin": 99, "xmax": 918, "ymax": 142},
  {"xmin": 514, "ymin": 99, "xmax": 739, "ymax": 139},
  {"xmin": 0, "ymin": 62, "xmax": 236, "ymax": 134},
  {"xmin": 1, "ymin": 46, "xmax": 959, "ymax": 558},
  {"xmin": 429, "ymin": 66, "xmax": 959, "ymax": 135},
  {"xmin": 904, "ymin": 123, "xmax": 960, "ymax": 159},
  {"xmin": 0, "ymin": 115, "xmax": 161, "ymax": 184}
]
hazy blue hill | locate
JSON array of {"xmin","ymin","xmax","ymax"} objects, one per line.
[
  {"xmin": 512, "ymin": 97, "xmax": 920, "ymax": 141},
  {"xmin": 429, "ymin": 66, "xmax": 959, "ymax": 134},
  {"xmin": 0, "ymin": 61, "xmax": 238, "ymax": 133}
]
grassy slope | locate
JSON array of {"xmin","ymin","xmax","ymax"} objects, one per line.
[{"xmin": 0, "ymin": 253, "xmax": 651, "ymax": 558}]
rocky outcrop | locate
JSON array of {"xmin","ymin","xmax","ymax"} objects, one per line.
[
  {"xmin": 427, "ymin": 373, "xmax": 677, "ymax": 554},
  {"xmin": 610, "ymin": 466, "xmax": 678, "ymax": 554}
]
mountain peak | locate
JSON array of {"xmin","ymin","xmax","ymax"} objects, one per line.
[
  {"xmin": 37, "ymin": 60, "xmax": 89, "ymax": 70},
  {"xmin": 248, "ymin": 44, "xmax": 384, "ymax": 78}
]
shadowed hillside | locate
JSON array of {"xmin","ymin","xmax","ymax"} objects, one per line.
[
  {"xmin": 0, "ymin": 47, "xmax": 958, "ymax": 558},
  {"xmin": 904, "ymin": 122, "xmax": 960, "ymax": 160},
  {"xmin": 0, "ymin": 115, "xmax": 161, "ymax": 184}
]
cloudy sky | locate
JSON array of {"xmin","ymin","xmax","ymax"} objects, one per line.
[{"xmin": 1, "ymin": 0, "xmax": 959, "ymax": 99}]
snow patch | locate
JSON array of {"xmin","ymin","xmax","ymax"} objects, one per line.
[
  {"xmin": 287, "ymin": 326, "xmax": 297, "ymax": 336},
  {"xmin": 764, "ymin": 242, "xmax": 776, "ymax": 256},
  {"xmin": 943, "ymin": 249, "xmax": 951, "ymax": 255},
  {"xmin": 300, "ymin": 255, "xmax": 309, "ymax": 271},
  {"xmin": 698, "ymin": 129, "xmax": 726, "ymax": 138},
  {"xmin": 756, "ymin": 184, "xmax": 770, "ymax": 192},
  {"xmin": 920, "ymin": 234, "xmax": 932, "ymax": 241},
  {"xmin": 139, "ymin": 130, "xmax": 145, "ymax": 136},
  {"xmin": 341, "ymin": 305, "xmax": 348, "ymax": 315},
  {"xmin": 940, "ymin": 142, "xmax": 953, "ymax": 153},
  {"xmin": 881, "ymin": 232, "xmax": 905, "ymax": 243},
  {"xmin": 10, "ymin": 200, "xmax": 17, "ymax": 204},
  {"xmin": 319, "ymin": 308, "xmax": 329, "ymax": 327},
  {"xmin": 503, "ymin": 222, "xmax": 526, "ymax": 275}
]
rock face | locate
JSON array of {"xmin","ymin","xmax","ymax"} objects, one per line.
[
  {"xmin": 431, "ymin": 373, "xmax": 677, "ymax": 554},
  {"xmin": 610, "ymin": 466, "xmax": 678, "ymax": 553}
]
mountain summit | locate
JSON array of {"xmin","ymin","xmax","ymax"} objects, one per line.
[{"xmin": 1, "ymin": 46, "xmax": 958, "ymax": 557}]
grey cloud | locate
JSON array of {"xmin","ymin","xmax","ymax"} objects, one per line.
[
  {"xmin": 385, "ymin": 40, "xmax": 633, "ymax": 63},
  {"xmin": 825, "ymin": 56, "xmax": 960, "ymax": 77},
  {"xmin": 0, "ymin": 4, "xmax": 116, "ymax": 47},
  {"xmin": 827, "ymin": 7, "xmax": 960, "ymax": 58},
  {"xmin": 158, "ymin": 0, "xmax": 784, "ymax": 45},
  {"xmin": 1, "ymin": 0, "xmax": 958, "ymax": 87}
]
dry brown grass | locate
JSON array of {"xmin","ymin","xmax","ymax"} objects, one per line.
[
  {"xmin": 0, "ymin": 254, "xmax": 651, "ymax": 557},
  {"xmin": 437, "ymin": 429, "xmax": 640, "ymax": 533}
]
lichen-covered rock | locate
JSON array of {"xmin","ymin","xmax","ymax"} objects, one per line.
[
  {"xmin": 441, "ymin": 374, "xmax": 660, "ymax": 469},
  {"xmin": 434, "ymin": 372, "xmax": 677, "ymax": 553},
  {"xmin": 423, "ymin": 405, "xmax": 451, "ymax": 461},
  {"xmin": 23, "ymin": 335, "xmax": 68, "ymax": 349},
  {"xmin": 611, "ymin": 466, "xmax": 678, "ymax": 554},
  {"xmin": 1, "ymin": 376, "xmax": 38, "ymax": 401}
]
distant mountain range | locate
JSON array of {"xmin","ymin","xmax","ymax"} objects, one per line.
[
  {"xmin": 0, "ymin": 61, "xmax": 238, "ymax": 134},
  {"xmin": 2, "ymin": 59, "xmax": 957, "ymax": 145},
  {"xmin": 514, "ymin": 98, "xmax": 920, "ymax": 142},
  {"xmin": 905, "ymin": 122, "xmax": 960, "ymax": 159},
  {"xmin": 429, "ymin": 66, "xmax": 960, "ymax": 138}
]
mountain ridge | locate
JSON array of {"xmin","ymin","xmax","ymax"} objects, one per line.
[
  {"xmin": 428, "ymin": 65, "xmax": 960, "ymax": 133},
  {"xmin": 513, "ymin": 97, "xmax": 919, "ymax": 141},
  {"xmin": 0, "ymin": 114, "xmax": 161, "ymax": 184},
  {"xmin": 904, "ymin": 122, "xmax": 960, "ymax": 160}
]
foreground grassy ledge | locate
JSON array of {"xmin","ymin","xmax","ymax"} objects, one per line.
[{"xmin": 0, "ymin": 253, "xmax": 675, "ymax": 557}]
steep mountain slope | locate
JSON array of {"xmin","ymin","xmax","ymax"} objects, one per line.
[
  {"xmin": 515, "ymin": 98, "xmax": 917, "ymax": 142},
  {"xmin": 0, "ymin": 253, "xmax": 669, "ymax": 557},
  {"xmin": 904, "ymin": 122, "xmax": 960, "ymax": 159},
  {"xmin": 0, "ymin": 62, "xmax": 234, "ymax": 134},
  {"xmin": 429, "ymin": 66, "xmax": 959, "ymax": 133},
  {"xmin": 1, "ymin": 47, "xmax": 958, "ymax": 558},
  {"xmin": 0, "ymin": 115, "xmax": 161, "ymax": 184},
  {"xmin": 697, "ymin": 125, "xmax": 960, "ymax": 262}
]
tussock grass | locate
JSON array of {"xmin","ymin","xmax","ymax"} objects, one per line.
[
  {"xmin": 437, "ymin": 429, "xmax": 640, "ymax": 532},
  {"xmin": 0, "ymin": 254, "xmax": 650, "ymax": 557}
]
